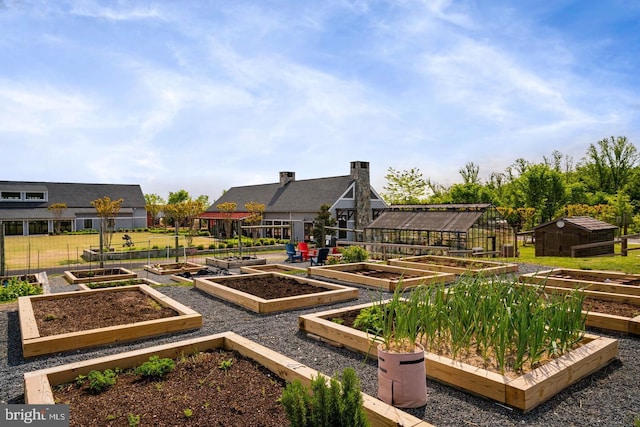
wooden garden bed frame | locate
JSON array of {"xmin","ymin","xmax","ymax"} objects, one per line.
[
  {"xmin": 307, "ymin": 262, "xmax": 455, "ymax": 291},
  {"xmin": 298, "ymin": 302, "xmax": 618, "ymax": 412},
  {"xmin": 194, "ymin": 272, "xmax": 358, "ymax": 314},
  {"xmin": 63, "ymin": 267, "xmax": 137, "ymax": 284},
  {"xmin": 206, "ymin": 256, "xmax": 267, "ymax": 269},
  {"xmin": 143, "ymin": 261, "xmax": 206, "ymax": 275},
  {"xmin": 519, "ymin": 268, "xmax": 640, "ymax": 296},
  {"xmin": 240, "ymin": 263, "xmax": 306, "ymax": 274},
  {"xmin": 389, "ymin": 255, "xmax": 519, "ymax": 276},
  {"xmin": 18, "ymin": 284, "xmax": 202, "ymax": 358},
  {"xmin": 23, "ymin": 332, "xmax": 433, "ymax": 427},
  {"xmin": 521, "ymin": 283, "xmax": 640, "ymax": 335},
  {"xmin": 77, "ymin": 277, "xmax": 161, "ymax": 291}
]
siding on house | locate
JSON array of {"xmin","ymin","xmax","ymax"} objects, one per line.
[{"xmin": 0, "ymin": 181, "xmax": 147, "ymax": 235}]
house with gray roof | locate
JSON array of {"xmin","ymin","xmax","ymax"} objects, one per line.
[
  {"xmin": 0, "ymin": 181, "xmax": 147, "ymax": 236},
  {"xmin": 202, "ymin": 161, "xmax": 388, "ymax": 243}
]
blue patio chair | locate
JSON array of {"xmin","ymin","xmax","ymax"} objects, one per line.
[
  {"xmin": 310, "ymin": 247, "xmax": 330, "ymax": 266},
  {"xmin": 286, "ymin": 243, "xmax": 303, "ymax": 263}
]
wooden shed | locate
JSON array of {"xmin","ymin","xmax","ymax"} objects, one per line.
[{"xmin": 533, "ymin": 216, "xmax": 617, "ymax": 257}]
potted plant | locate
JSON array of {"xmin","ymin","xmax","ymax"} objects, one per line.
[{"xmin": 369, "ymin": 283, "xmax": 428, "ymax": 408}]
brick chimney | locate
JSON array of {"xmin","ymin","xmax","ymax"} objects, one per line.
[
  {"xmin": 279, "ymin": 171, "xmax": 295, "ymax": 187},
  {"xmin": 350, "ymin": 161, "xmax": 372, "ymax": 229}
]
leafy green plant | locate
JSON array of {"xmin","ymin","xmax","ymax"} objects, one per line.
[
  {"xmin": 134, "ymin": 355, "xmax": 175, "ymax": 379},
  {"xmin": 183, "ymin": 408, "xmax": 193, "ymax": 418},
  {"xmin": 280, "ymin": 367, "xmax": 369, "ymax": 427},
  {"xmin": 127, "ymin": 413, "xmax": 141, "ymax": 427},
  {"xmin": 340, "ymin": 246, "xmax": 369, "ymax": 263},
  {"xmin": 218, "ymin": 358, "xmax": 234, "ymax": 372},
  {"xmin": 86, "ymin": 369, "xmax": 117, "ymax": 394},
  {"xmin": 0, "ymin": 278, "xmax": 42, "ymax": 302}
]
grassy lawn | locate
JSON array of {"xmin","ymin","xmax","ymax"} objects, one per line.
[
  {"xmin": 1, "ymin": 231, "xmax": 219, "ymax": 271},
  {"xmin": 498, "ymin": 243, "xmax": 640, "ymax": 274}
]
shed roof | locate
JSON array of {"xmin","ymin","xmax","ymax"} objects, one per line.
[
  {"xmin": 367, "ymin": 210, "xmax": 483, "ymax": 232},
  {"xmin": 534, "ymin": 216, "xmax": 617, "ymax": 231}
]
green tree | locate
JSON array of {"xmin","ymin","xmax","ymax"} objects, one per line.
[
  {"xmin": 144, "ymin": 193, "xmax": 165, "ymax": 227},
  {"xmin": 578, "ymin": 136, "xmax": 638, "ymax": 194},
  {"xmin": 312, "ymin": 204, "xmax": 337, "ymax": 246},
  {"xmin": 168, "ymin": 189, "xmax": 190, "ymax": 205},
  {"xmin": 47, "ymin": 202, "xmax": 67, "ymax": 234},
  {"xmin": 382, "ymin": 167, "xmax": 427, "ymax": 204},
  {"xmin": 503, "ymin": 163, "xmax": 566, "ymax": 224},
  {"xmin": 217, "ymin": 202, "xmax": 237, "ymax": 238},
  {"xmin": 91, "ymin": 196, "xmax": 123, "ymax": 252},
  {"xmin": 244, "ymin": 201, "xmax": 265, "ymax": 239}
]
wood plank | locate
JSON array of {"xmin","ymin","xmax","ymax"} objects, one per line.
[
  {"xmin": 506, "ymin": 335, "xmax": 618, "ymax": 411},
  {"xmin": 24, "ymin": 332, "xmax": 434, "ymax": 427},
  {"xmin": 20, "ymin": 285, "xmax": 203, "ymax": 358},
  {"xmin": 18, "ymin": 296, "xmax": 39, "ymax": 340}
]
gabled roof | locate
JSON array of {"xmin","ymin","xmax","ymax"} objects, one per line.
[
  {"xmin": 367, "ymin": 209, "xmax": 483, "ymax": 232},
  {"xmin": 0, "ymin": 181, "xmax": 145, "ymax": 208},
  {"xmin": 534, "ymin": 216, "xmax": 617, "ymax": 231},
  {"xmin": 207, "ymin": 175, "xmax": 354, "ymax": 213}
]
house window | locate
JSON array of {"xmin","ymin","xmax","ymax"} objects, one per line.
[
  {"xmin": 28, "ymin": 221, "xmax": 48, "ymax": 235},
  {"xmin": 25, "ymin": 192, "xmax": 46, "ymax": 201},
  {"xmin": 83, "ymin": 219, "xmax": 93, "ymax": 229},
  {"xmin": 1, "ymin": 191, "xmax": 21, "ymax": 200},
  {"xmin": 2, "ymin": 221, "xmax": 23, "ymax": 235}
]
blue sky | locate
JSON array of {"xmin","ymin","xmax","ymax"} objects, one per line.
[{"xmin": 2, "ymin": 0, "xmax": 639, "ymax": 203}]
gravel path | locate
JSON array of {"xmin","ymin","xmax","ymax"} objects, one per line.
[{"xmin": 1, "ymin": 261, "xmax": 639, "ymax": 426}]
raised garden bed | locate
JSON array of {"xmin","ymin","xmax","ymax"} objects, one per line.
[
  {"xmin": 519, "ymin": 268, "xmax": 640, "ymax": 296},
  {"xmin": 206, "ymin": 256, "xmax": 267, "ymax": 269},
  {"xmin": 521, "ymin": 283, "xmax": 640, "ymax": 335},
  {"xmin": 389, "ymin": 255, "xmax": 518, "ymax": 276},
  {"xmin": 1, "ymin": 272, "xmax": 50, "ymax": 294},
  {"xmin": 194, "ymin": 272, "xmax": 358, "ymax": 313},
  {"xmin": 23, "ymin": 332, "xmax": 432, "ymax": 427},
  {"xmin": 308, "ymin": 262, "xmax": 455, "ymax": 291},
  {"xmin": 63, "ymin": 267, "xmax": 137, "ymax": 284},
  {"xmin": 240, "ymin": 263, "xmax": 306, "ymax": 274},
  {"xmin": 77, "ymin": 277, "xmax": 161, "ymax": 291},
  {"xmin": 143, "ymin": 261, "xmax": 206, "ymax": 275},
  {"xmin": 18, "ymin": 284, "xmax": 202, "ymax": 358},
  {"xmin": 298, "ymin": 302, "xmax": 618, "ymax": 412},
  {"xmin": 170, "ymin": 268, "xmax": 232, "ymax": 284}
]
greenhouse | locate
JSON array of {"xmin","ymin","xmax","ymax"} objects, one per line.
[{"xmin": 364, "ymin": 204, "xmax": 515, "ymax": 256}]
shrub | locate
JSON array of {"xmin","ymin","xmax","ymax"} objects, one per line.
[
  {"xmin": 134, "ymin": 355, "xmax": 175, "ymax": 379},
  {"xmin": 281, "ymin": 367, "xmax": 369, "ymax": 427},
  {"xmin": 208, "ymin": 244, "xmax": 216, "ymax": 249},
  {"xmin": 197, "ymin": 244, "xmax": 205, "ymax": 250},
  {"xmin": 340, "ymin": 246, "xmax": 369, "ymax": 263}
]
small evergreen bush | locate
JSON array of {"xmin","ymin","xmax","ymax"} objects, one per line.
[{"xmin": 281, "ymin": 367, "xmax": 369, "ymax": 427}]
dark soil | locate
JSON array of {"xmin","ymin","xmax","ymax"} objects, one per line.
[
  {"xmin": 32, "ymin": 290, "xmax": 178, "ymax": 336},
  {"xmin": 546, "ymin": 271, "xmax": 640, "ymax": 286},
  {"xmin": 71, "ymin": 268, "xmax": 130, "ymax": 278},
  {"xmin": 53, "ymin": 349, "xmax": 289, "ymax": 427},
  {"xmin": 351, "ymin": 269, "xmax": 422, "ymax": 279},
  {"xmin": 583, "ymin": 298, "xmax": 640, "ymax": 317},
  {"xmin": 413, "ymin": 258, "xmax": 488, "ymax": 268},
  {"xmin": 219, "ymin": 275, "xmax": 328, "ymax": 299}
]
